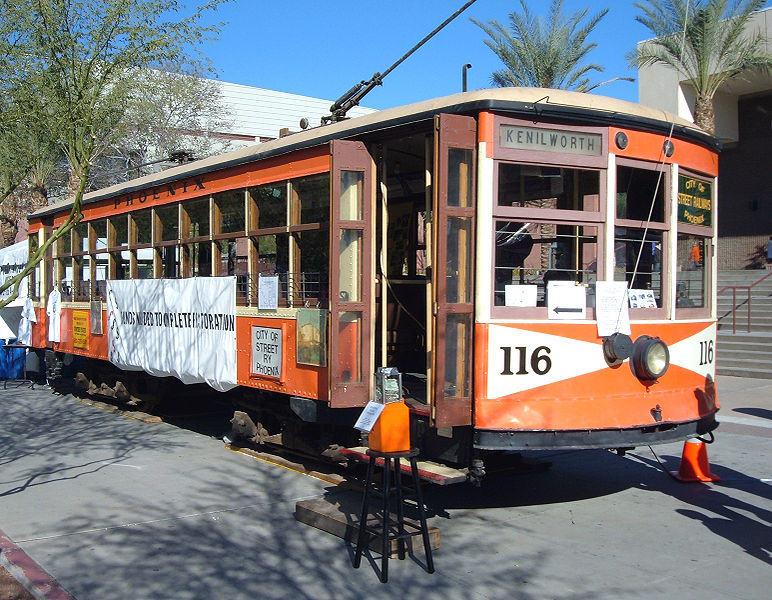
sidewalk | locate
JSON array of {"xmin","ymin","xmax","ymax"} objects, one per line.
[{"xmin": 0, "ymin": 375, "xmax": 769, "ymax": 600}]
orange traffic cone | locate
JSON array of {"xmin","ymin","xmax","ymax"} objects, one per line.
[{"xmin": 670, "ymin": 438, "xmax": 720, "ymax": 482}]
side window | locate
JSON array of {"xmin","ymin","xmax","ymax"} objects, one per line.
[
  {"xmin": 248, "ymin": 174, "xmax": 330, "ymax": 308},
  {"xmin": 675, "ymin": 174, "xmax": 713, "ymax": 313}
]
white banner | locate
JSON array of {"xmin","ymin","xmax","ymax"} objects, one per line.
[{"xmin": 106, "ymin": 277, "xmax": 237, "ymax": 392}]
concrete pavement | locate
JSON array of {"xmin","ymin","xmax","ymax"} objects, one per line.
[{"xmin": 0, "ymin": 376, "xmax": 770, "ymax": 600}]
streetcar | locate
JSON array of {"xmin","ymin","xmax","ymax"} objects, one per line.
[{"xmin": 25, "ymin": 88, "xmax": 720, "ymax": 471}]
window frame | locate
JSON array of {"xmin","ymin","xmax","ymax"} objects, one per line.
[
  {"xmin": 674, "ymin": 169, "xmax": 714, "ymax": 319},
  {"xmin": 491, "ymin": 154, "xmax": 607, "ymax": 320},
  {"xmin": 613, "ymin": 157, "xmax": 671, "ymax": 320}
]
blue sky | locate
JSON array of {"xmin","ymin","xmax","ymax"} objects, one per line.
[{"xmin": 197, "ymin": 0, "xmax": 770, "ymax": 110}]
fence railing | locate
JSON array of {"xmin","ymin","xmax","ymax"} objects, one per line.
[{"xmin": 717, "ymin": 271, "xmax": 772, "ymax": 334}]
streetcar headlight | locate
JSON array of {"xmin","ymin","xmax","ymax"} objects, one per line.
[
  {"xmin": 631, "ymin": 336, "xmax": 669, "ymax": 381},
  {"xmin": 603, "ymin": 332, "xmax": 633, "ymax": 364}
]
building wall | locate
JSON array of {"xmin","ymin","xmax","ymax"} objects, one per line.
[
  {"xmin": 637, "ymin": 7, "xmax": 771, "ymax": 270},
  {"xmin": 717, "ymin": 93, "xmax": 772, "ymax": 269},
  {"xmin": 216, "ymin": 81, "xmax": 376, "ymax": 145}
]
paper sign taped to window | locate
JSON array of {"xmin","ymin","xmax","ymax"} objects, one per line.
[
  {"xmin": 596, "ymin": 281, "xmax": 631, "ymax": 336},
  {"xmin": 505, "ymin": 284, "xmax": 537, "ymax": 307},
  {"xmin": 629, "ymin": 289, "xmax": 657, "ymax": 309},
  {"xmin": 547, "ymin": 282, "xmax": 586, "ymax": 320}
]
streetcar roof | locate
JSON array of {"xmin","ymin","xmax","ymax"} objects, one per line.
[{"xmin": 31, "ymin": 87, "xmax": 717, "ymax": 219}]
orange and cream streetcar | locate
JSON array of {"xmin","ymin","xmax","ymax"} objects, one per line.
[{"xmin": 25, "ymin": 88, "xmax": 720, "ymax": 473}]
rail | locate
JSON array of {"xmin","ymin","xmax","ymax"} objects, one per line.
[
  {"xmin": 717, "ymin": 270, "xmax": 772, "ymax": 334},
  {"xmin": 48, "ymin": 273, "xmax": 328, "ymax": 309}
]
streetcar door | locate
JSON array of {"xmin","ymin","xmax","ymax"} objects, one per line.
[
  {"xmin": 431, "ymin": 114, "xmax": 476, "ymax": 427},
  {"xmin": 329, "ymin": 140, "xmax": 376, "ymax": 408}
]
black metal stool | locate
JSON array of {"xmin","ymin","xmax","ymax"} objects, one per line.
[{"xmin": 352, "ymin": 448, "xmax": 435, "ymax": 583}]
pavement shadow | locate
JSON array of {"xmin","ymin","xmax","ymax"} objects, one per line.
[
  {"xmin": 733, "ymin": 407, "xmax": 772, "ymax": 420},
  {"xmin": 37, "ymin": 459, "xmax": 655, "ymax": 600},
  {"xmin": 0, "ymin": 386, "xmax": 185, "ymax": 498},
  {"xmin": 422, "ymin": 449, "xmax": 643, "ymax": 513},
  {"xmin": 629, "ymin": 450, "xmax": 771, "ymax": 566}
]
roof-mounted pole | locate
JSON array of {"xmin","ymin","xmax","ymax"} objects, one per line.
[{"xmin": 322, "ymin": 0, "xmax": 479, "ymax": 124}]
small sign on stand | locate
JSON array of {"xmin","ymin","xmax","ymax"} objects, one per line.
[
  {"xmin": 354, "ymin": 401, "xmax": 385, "ymax": 433},
  {"xmin": 353, "ymin": 367, "xmax": 410, "ymax": 453}
]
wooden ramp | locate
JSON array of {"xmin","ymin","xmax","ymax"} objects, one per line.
[{"xmin": 295, "ymin": 491, "xmax": 440, "ymax": 557}]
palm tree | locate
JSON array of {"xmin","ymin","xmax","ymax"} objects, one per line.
[
  {"xmin": 629, "ymin": 0, "xmax": 772, "ymax": 135},
  {"xmin": 472, "ymin": 0, "xmax": 618, "ymax": 92}
]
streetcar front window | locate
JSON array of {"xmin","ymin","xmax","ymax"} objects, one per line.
[
  {"xmin": 613, "ymin": 229, "xmax": 664, "ymax": 308},
  {"xmin": 498, "ymin": 164, "xmax": 599, "ymax": 211},
  {"xmin": 614, "ymin": 162, "xmax": 668, "ymax": 314},
  {"xmin": 616, "ymin": 166, "xmax": 665, "ymax": 222},
  {"xmin": 494, "ymin": 221, "xmax": 598, "ymax": 307},
  {"xmin": 676, "ymin": 234, "xmax": 707, "ymax": 307}
]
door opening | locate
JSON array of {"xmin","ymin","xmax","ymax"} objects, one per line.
[{"xmin": 376, "ymin": 133, "xmax": 432, "ymax": 405}]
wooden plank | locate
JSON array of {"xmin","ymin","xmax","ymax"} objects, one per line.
[
  {"xmin": 295, "ymin": 494, "xmax": 439, "ymax": 557},
  {"xmin": 341, "ymin": 447, "xmax": 468, "ymax": 485}
]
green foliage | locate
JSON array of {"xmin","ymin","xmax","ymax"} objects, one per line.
[
  {"xmin": 472, "ymin": 0, "xmax": 610, "ymax": 91},
  {"xmin": 0, "ymin": 0, "xmax": 230, "ymax": 306},
  {"xmin": 629, "ymin": 0, "xmax": 772, "ymax": 133}
]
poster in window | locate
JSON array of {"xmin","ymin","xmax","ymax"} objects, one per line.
[{"xmin": 296, "ymin": 308, "xmax": 327, "ymax": 367}]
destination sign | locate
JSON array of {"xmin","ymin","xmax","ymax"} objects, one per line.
[
  {"xmin": 500, "ymin": 125, "xmax": 602, "ymax": 156},
  {"xmin": 678, "ymin": 175, "xmax": 712, "ymax": 227}
]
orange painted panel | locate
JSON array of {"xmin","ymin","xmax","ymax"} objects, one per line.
[
  {"xmin": 479, "ymin": 111, "xmax": 496, "ymax": 155},
  {"xmin": 38, "ymin": 146, "xmax": 329, "ymax": 227},
  {"xmin": 27, "ymin": 309, "xmax": 326, "ymax": 400},
  {"xmin": 235, "ymin": 316, "xmax": 327, "ymax": 401},
  {"xmin": 369, "ymin": 400, "xmax": 411, "ymax": 453},
  {"xmin": 475, "ymin": 320, "xmax": 718, "ymax": 431},
  {"xmin": 336, "ymin": 319, "xmax": 360, "ymax": 387},
  {"xmin": 40, "ymin": 306, "xmax": 108, "ymax": 359},
  {"xmin": 475, "ymin": 364, "xmax": 717, "ymax": 430},
  {"xmin": 610, "ymin": 126, "xmax": 718, "ymax": 176}
]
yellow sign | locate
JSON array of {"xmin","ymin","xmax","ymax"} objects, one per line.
[{"xmin": 73, "ymin": 310, "xmax": 89, "ymax": 349}]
